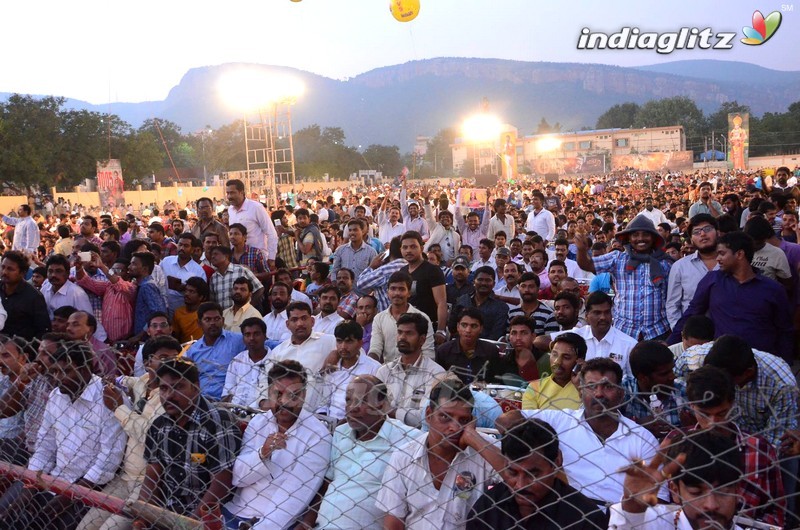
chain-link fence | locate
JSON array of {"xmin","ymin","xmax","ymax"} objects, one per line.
[{"xmin": 0, "ymin": 335, "xmax": 795, "ymax": 530}]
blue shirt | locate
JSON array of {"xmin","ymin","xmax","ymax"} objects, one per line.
[
  {"xmin": 184, "ymin": 330, "xmax": 246, "ymax": 400},
  {"xmin": 669, "ymin": 270, "xmax": 794, "ymax": 362},
  {"xmin": 134, "ymin": 276, "xmax": 167, "ymax": 333}
]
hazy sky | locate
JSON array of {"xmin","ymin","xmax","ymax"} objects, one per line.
[{"xmin": 2, "ymin": 0, "xmax": 796, "ymax": 104}]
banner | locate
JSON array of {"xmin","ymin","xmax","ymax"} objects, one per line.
[
  {"xmin": 728, "ymin": 112, "xmax": 749, "ymax": 171},
  {"xmin": 456, "ymin": 188, "xmax": 487, "ymax": 210},
  {"xmin": 610, "ymin": 151, "xmax": 693, "ymax": 172},
  {"xmin": 97, "ymin": 160, "xmax": 125, "ymax": 208},
  {"xmin": 500, "ymin": 132, "xmax": 518, "ymax": 181},
  {"xmin": 532, "ymin": 155, "xmax": 605, "ymax": 175}
]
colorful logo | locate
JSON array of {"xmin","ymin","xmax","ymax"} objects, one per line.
[{"xmin": 741, "ymin": 10, "xmax": 782, "ymax": 45}]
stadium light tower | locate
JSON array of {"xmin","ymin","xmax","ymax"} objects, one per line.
[{"xmin": 218, "ymin": 69, "xmax": 303, "ymax": 208}]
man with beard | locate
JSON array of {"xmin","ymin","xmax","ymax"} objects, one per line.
[
  {"xmin": 136, "ymin": 359, "xmax": 240, "ymax": 525},
  {"xmin": 183, "ymin": 302, "xmax": 246, "ymax": 400},
  {"xmin": 449, "ymin": 266, "xmax": 508, "ymax": 341},
  {"xmin": 306, "ymin": 376, "xmax": 417, "ymax": 529},
  {"xmin": 269, "ymin": 301, "xmax": 337, "ymax": 374},
  {"xmin": 456, "ymin": 204, "xmax": 490, "ymax": 255},
  {"xmin": 447, "ymin": 256, "xmax": 475, "ymax": 304},
  {"xmin": 377, "ymin": 379, "xmax": 497, "ymax": 528},
  {"xmin": 222, "ymin": 277, "xmax": 263, "ymax": 332},
  {"xmin": 191, "ymin": 197, "xmax": 230, "ymax": 249},
  {"xmin": 467, "ymin": 419, "xmax": 608, "ymax": 529},
  {"xmin": 331, "ymin": 219, "xmax": 378, "ymax": 279},
  {"xmin": 688, "ymin": 181, "xmax": 724, "ymax": 219},
  {"xmin": 529, "ymin": 248, "xmax": 551, "ymax": 291},
  {"xmin": 575, "ymin": 215, "xmax": 672, "ymax": 341},
  {"xmin": 610, "ymin": 431, "xmax": 744, "ymax": 530},
  {"xmin": 262, "ymin": 282, "xmax": 292, "ymax": 343},
  {"xmin": 222, "ymin": 360, "xmax": 331, "ymax": 530},
  {"xmin": 0, "ymin": 251, "xmax": 50, "ymax": 340},
  {"xmin": 400, "ymin": 231, "xmax": 447, "ymax": 342},
  {"xmin": 425, "ymin": 210, "xmax": 461, "ymax": 263},
  {"xmin": 334, "ymin": 268, "xmax": 359, "ymax": 319},
  {"xmin": 522, "ymin": 332, "xmax": 585, "ymax": 410},
  {"xmin": 375, "ymin": 312, "xmax": 444, "ymax": 428},
  {"xmin": 522, "ymin": 357, "xmax": 660, "ymax": 506},
  {"xmin": 312, "ymin": 286, "xmax": 345, "ymax": 335},
  {"xmin": 507, "ymin": 272, "xmax": 558, "ymax": 336},
  {"xmin": 638, "ymin": 196, "xmax": 669, "ymax": 228},
  {"xmin": 494, "ymin": 262, "xmax": 522, "ymax": 308},
  {"xmin": 666, "ymin": 215, "xmax": 720, "ymax": 328}
]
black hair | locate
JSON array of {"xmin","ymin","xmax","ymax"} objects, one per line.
[
  {"xmin": 685, "ymin": 365, "xmax": 735, "ymax": 408},
  {"xmin": 268, "ymin": 359, "xmax": 307, "ymax": 387},
  {"xmin": 479, "ymin": 238, "xmax": 495, "ymax": 250},
  {"xmin": 132, "ymin": 252, "xmax": 155, "ymax": 274},
  {"xmin": 45, "ymin": 254, "xmax": 70, "ymax": 272},
  {"xmin": 197, "ymin": 301, "xmax": 224, "ymax": 320},
  {"xmin": 53, "ymin": 305, "xmax": 77, "ymax": 320},
  {"xmin": 336, "ymin": 268, "xmax": 355, "ymax": 281},
  {"xmin": 57, "ymin": 225, "xmax": 71, "ymax": 238},
  {"xmin": 687, "ymin": 213, "xmax": 718, "ymax": 232},
  {"xmin": 682, "ymin": 315, "xmax": 715, "ymax": 341},
  {"xmin": 718, "ymin": 231, "xmax": 755, "ymax": 263},
  {"xmin": 233, "ymin": 276, "xmax": 254, "ymax": 292},
  {"xmin": 518, "ymin": 271, "xmax": 541, "ymax": 289},
  {"xmin": 225, "ymin": 179, "xmax": 245, "ymax": 192},
  {"xmin": 31, "ymin": 266, "xmax": 46, "ymax": 277},
  {"xmin": 668, "ymin": 431, "xmax": 743, "ymax": 489},
  {"xmin": 285, "ymin": 301, "xmax": 313, "ymax": 316},
  {"xmin": 628, "ymin": 341, "xmax": 674, "ymax": 378},
  {"xmin": 210, "ymin": 245, "xmax": 232, "ymax": 258},
  {"xmin": 585, "ymin": 291, "xmax": 613, "ymax": 312},
  {"xmin": 502, "ymin": 419, "xmax": 560, "ymax": 463},
  {"xmin": 317, "ymin": 285, "xmax": 340, "ymax": 299},
  {"xmin": 429, "ymin": 378, "xmax": 474, "ymax": 411},
  {"xmin": 508, "ymin": 315, "xmax": 536, "ymax": 333},
  {"xmin": 148, "ymin": 222, "xmax": 165, "ymax": 235},
  {"xmin": 239, "ymin": 317, "xmax": 267, "ymax": 335},
  {"xmin": 229, "ymin": 223, "xmax": 247, "ymax": 236},
  {"xmin": 334, "ymin": 320, "xmax": 364, "ymax": 341},
  {"xmin": 396, "ymin": 312, "xmax": 428, "ymax": 336},
  {"xmin": 704, "ymin": 335, "xmax": 756, "ymax": 377},
  {"xmin": 743, "ymin": 216, "xmax": 774, "ymax": 242},
  {"xmin": 147, "ymin": 311, "xmax": 170, "ymax": 326},
  {"xmin": 185, "ymin": 277, "xmax": 210, "ymax": 300},
  {"xmin": 553, "ymin": 291, "xmax": 581, "ymax": 311},
  {"xmin": 388, "ymin": 271, "xmax": 413, "ymax": 289},
  {"xmin": 156, "ymin": 358, "xmax": 200, "ymax": 385},
  {"xmin": 400, "ymin": 230, "xmax": 424, "ymax": 247},
  {"xmin": 715, "ymin": 214, "xmax": 738, "ymax": 234},
  {"xmin": 548, "ymin": 259, "xmax": 567, "ymax": 272},
  {"xmin": 178, "ymin": 232, "xmax": 201, "ymax": 248},
  {"xmin": 51, "ymin": 341, "xmax": 94, "ymax": 369},
  {"xmin": 581, "ymin": 357, "xmax": 623, "ymax": 385},
  {"xmin": 312, "ymin": 261, "xmax": 330, "ymax": 278},
  {"xmin": 474, "ymin": 265, "xmax": 496, "ymax": 280},
  {"xmin": 550, "ymin": 332, "xmax": 588, "ymax": 359},
  {"xmin": 141, "ymin": 335, "xmax": 183, "ymax": 365},
  {"xmin": 456, "ymin": 307, "xmax": 484, "ymax": 326}
]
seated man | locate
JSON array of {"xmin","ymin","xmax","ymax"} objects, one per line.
[
  {"xmin": 468, "ymin": 419, "xmax": 608, "ymax": 529},
  {"xmin": 137, "ymin": 359, "xmax": 241, "ymax": 522},
  {"xmin": 522, "ymin": 332, "xmax": 586, "ymax": 410},
  {"xmin": 316, "ymin": 320, "xmax": 381, "ymax": 420},
  {"xmin": 0, "ymin": 342, "xmax": 126, "ymax": 530},
  {"xmin": 66, "ymin": 310, "xmax": 116, "ymax": 378},
  {"xmin": 521, "ymin": 358, "xmax": 660, "ymax": 506},
  {"xmin": 375, "ymin": 313, "xmax": 445, "ymax": 428},
  {"xmin": 306, "ymin": 376, "xmax": 418, "ymax": 529},
  {"xmin": 222, "ymin": 277, "xmax": 263, "ymax": 333},
  {"xmin": 609, "ymin": 431, "xmax": 743, "ymax": 530},
  {"xmin": 376, "ymin": 379, "xmax": 498, "ymax": 529},
  {"xmin": 172, "ymin": 276, "xmax": 209, "ymax": 344},
  {"xmin": 222, "ymin": 317, "xmax": 270, "ymax": 408},
  {"xmin": 435, "ymin": 307, "xmax": 498, "ymax": 385},
  {"xmin": 312, "ymin": 286, "xmax": 345, "ymax": 335},
  {"xmin": 622, "ymin": 340, "xmax": 690, "ymax": 440},
  {"xmin": 183, "ymin": 302, "xmax": 246, "ymax": 400},
  {"xmin": 223, "ymin": 360, "xmax": 331, "ymax": 529}
]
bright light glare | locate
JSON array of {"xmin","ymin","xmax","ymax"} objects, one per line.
[
  {"xmin": 462, "ymin": 114, "xmax": 502, "ymax": 144},
  {"xmin": 217, "ymin": 69, "xmax": 305, "ymax": 112},
  {"xmin": 536, "ymin": 136, "xmax": 562, "ymax": 152}
]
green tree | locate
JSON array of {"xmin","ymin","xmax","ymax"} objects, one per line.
[
  {"xmin": 138, "ymin": 118, "xmax": 188, "ymax": 168},
  {"xmin": 596, "ymin": 102, "xmax": 640, "ymax": 129},
  {"xmin": 361, "ymin": 144, "xmax": 402, "ymax": 175},
  {"xmin": 633, "ymin": 96, "xmax": 705, "ymax": 141},
  {"xmin": 424, "ymin": 127, "xmax": 457, "ymax": 175},
  {"xmin": 120, "ymin": 131, "xmax": 164, "ymax": 182}
]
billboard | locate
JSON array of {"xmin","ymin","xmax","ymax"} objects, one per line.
[
  {"xmin": 500, "ymin": 131, "xmax": 518, "ymax": 181},
  {"xmin": 728, "ymin": 112, "xmax": 749, "ymax": 171},
  {"xmin": 96, "ymin": 159, "xmax": 125, "ymax": 208},
  {"xmin": 610, "ymin": 151, "xmax": 693, "ymax": 172},
  {"xmin": 532, "ymin": 155, "xmax": 606, "ymax": 175}
]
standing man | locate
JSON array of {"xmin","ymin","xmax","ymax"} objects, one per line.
[
  {"xmin": 688, "ymin": 181, "xmax": 724, "ymax": 218},
  {"xmin": 160, "ymin": 233, "xmax": 206, "ymax": 316},
  {"xmin": 400, "ymin": 179, "xmax": 430, "ymax": 241},
  {"xmin": 2, "ymin": 204, "xmax": 39, "ymax": 253},
  {"xmin": 665, "ymin": 214, "xmax": 719, "ymax": 329},
  {"xmin": 377, "ymin": 202, "xmax": 405, "ymax": 248},
  {"xmin": 449, "ymin": 266, "xmax": 509, "ymax": 341},
  {"xmin": 331, "ymin": 219, "xmax": 377, "ymax": 279},
  {"xmin": 128, "ymin": 252, "xmax": 168, "ymax": 334},
  {"xmin": 525, "ymin": 192, "xmax": 555, "ymax": 243},
  {"xmin": 456, "ymin": 192, "xmax": 491, "ymax": 254},
  {"xmin": 400, "ymin": 231, "xmax": 447, "ymax": 342},
  {"xmin": 191, "ymin": 197, "xmax": 230, "ymax": 249},
  {"xmin": 294, "ymin": 208, "xmax": 324, "ymax": 265},
  {"xmin": 226, "ymin": 179, "xmax": 278, "ymax": 268},
  {"xmin": 183, "ymin": 302, "xmax": 246, "ymax": 400},
  {"xmin": 0, "ymin": 251, "xmax": 50, "ymax": 340},
  {"xmin": 575, "ymin": 214, "xmax": 672, "ymax": 341},
  {"xmin": 488, "ymin": 198, "xmax": 516, "ymax": 241},
  {"xmin": 424, "ymin": 210, "xmax": 461, "ymax": 264},
  {"xmin": 638, "ymin": 197, "xmax": 669, "ymax": 227}
]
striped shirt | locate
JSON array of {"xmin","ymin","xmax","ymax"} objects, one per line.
[
  {"xmin": 77, "ymin": 275, "xmax": 137, "ymax": 342},
  {"xmin": 231, "ymin": 245, "xmax": 269, "ymax": 276},
  {"xmin": 210, "ymin": 264, "xmax": 264, "ymax": 310},
  {"xmin": 508, "ymin": 303, "xmax": 560, "ymax": 336},
  {"xmin": 356, "ymin": 259, "xmax": 408, "ymax": 311}
]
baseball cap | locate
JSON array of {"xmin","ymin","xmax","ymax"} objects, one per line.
[
  {"xmin": 452, "ymin": 256, "xmax": 470, "ymax": 269},
  {"xmin": 496, "ymin": 247, "xmax": 511, "ymax": 257}
]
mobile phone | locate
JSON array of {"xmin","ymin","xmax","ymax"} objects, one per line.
[
  {"xmin": 382, "ymin": 250, "xmax": 390, "ymax": 261},
  {"xmin": 274, "ymin": 219, "xmax": 282, "ymax": 227},
  {"xmin": 78, "ymin": 251, "xmax": 92, "ymax": 262}
]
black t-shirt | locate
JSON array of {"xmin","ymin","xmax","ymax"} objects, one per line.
[{"xmin": 403, "ymin": 261, "xmax": 445, "ymax": 327}]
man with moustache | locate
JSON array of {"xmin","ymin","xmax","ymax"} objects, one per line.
[
  {"xmin": 269, "ymin": 301, "xmax": 337, "ymax": 374},
  {"xmin": 331, "ymin": 219, "xmax": 378, "ymax": 279},
  {"xmin": 222, "ymin": 360, "xmax": 331, "ymax": 530},
  {"xmin": 263, "ymin": 281, "xmax": 292, "ymax": 343},
  {"xmin": 312, "ymin": 286, "xmax": 345, "ymax": 335},
  {"xmin": 666, "ymin": 214, "xmax": 720, "ymax": 329}
]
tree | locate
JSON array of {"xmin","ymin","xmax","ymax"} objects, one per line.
[
  {"xmin": 424, "ymin": 127, "xmax": 457, "ymax": 175},
  {"xmin": 633, "ymin": 96, "xmax": 705, "ymax": 141},
  {"xmin": 138, "ymin": 119, "xmax": 188, "ymax": 168},
  {"xmin": 536, "ymin": 118, "xmax": 553, "ymax": 134},
  {"xmin": 596, "ymin": 102, "xmax": 640, "ymax": 129},
  {"xmin": 361, "ymin": 144, "xmax": 402, "ymax": 175},
  {"xmin": 120, "ymin": 131, "xmax": 164, "ymax": 182}
]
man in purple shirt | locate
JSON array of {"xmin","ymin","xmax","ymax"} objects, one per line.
[{"xmin": 669, "ymin": 231, "xmax": 794, "ymax": 362}]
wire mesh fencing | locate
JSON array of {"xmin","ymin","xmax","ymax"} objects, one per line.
[{"xmin": 0, "ymin": 335, "xmax": 795, "ymax": 530}]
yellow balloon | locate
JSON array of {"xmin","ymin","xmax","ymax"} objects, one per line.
[{"xmin": 390, "ymin": 0, "xmax": 420, "ymax": 22}]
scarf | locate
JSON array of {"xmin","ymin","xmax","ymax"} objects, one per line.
[
  {"xmin": 624, "ymin": 244, "xmax": 667, "ymax": 285},
  {"xmin": 298, "ymin": 224, "xmax": 323, "ymax": 259}
]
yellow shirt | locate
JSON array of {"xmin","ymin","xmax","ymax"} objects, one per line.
[
  {"xmin": 172, "ymin": 306, "xmax": 203, "ymax": 344},
  {"xmin": 522, "ymin": 374, "xmax": 581, "ymax": 410}
]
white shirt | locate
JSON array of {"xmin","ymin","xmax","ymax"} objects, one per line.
[
  {"xmin": 553, "ymin": 325, "xmax": 637, "ymax": 377},
  {"xmin": 316, "ymin": 352, "xmax": 381, "ymax": 420},
  {"xmin": 28, "ymin": 376, "xmax": 127, "ymax": 485},
  {"xmin": 263, "ymin": 310, "xmax": 291, "ymax": 343},
  {"xmin": 228, "ymin": 198, "xmax": 279, "ymax": 260},
  {"xmin": 562, "ymin": 257, "xmax": 587, "ymax": 280},
  {"xmin": 227, "ymin": 409, "xmax": 332, "ymax": 528},
  {"xmin": 470, "ymin": 257, "xmax": 496, "ymax": 273},
  {"xmin": 493, "ymin": 285, "xmax": 521, "ymax": 309},
  {"xmin": 159, "ymin": 255, "xmax": 206, "ymax": 312},
  {"xmin": 41, "ymin": 280, "xmax": 94, "ymax": 319},
  {"xmin": 521, "ymin": 408, "xmax": 659, "ymax": 504},
  {"xmin": 3, "ymin": 215, "xmax": 40, "ymax": 252},
  {"xmin": 487, "ymin": 214, "xmax": 515, "ymax": 241},
  {"xmin": 375, "ymin": 354, "xmax": 444, "ymax": 428},
  {"xmin": 269, "ymin": 332, "xmax": 337, "ymax": 374},
  {"xmin": 638, "ymin": 207, "xmax": 669, "ymax": 227},
  {"xmin": 290, "ymin": 289, "xmax": 313, "ymax": 307},
  {"xmin": 608, "ymin": 503, "xmax": 744, "ymax": 530},
  {"xmin": 377, "ymin": 214, "xmax": 406, "ymax": 245},
  {"xmin": 376, "ymin": 431, "xmax": 497, "ymax": 530},
  {"xmin": 313, "ymin": 312, "xmax": 344, "ymax": 335},
  {"xmin": 525, "ymin": 208, "xmax": 556, "ymax": 242},
  {"xmin": 223, "ymin": 350, "xmax": 272, "ymax": 407},
  {"xmin": 369, "ymin": 305, "xmax": 435, "ymax": 363}
]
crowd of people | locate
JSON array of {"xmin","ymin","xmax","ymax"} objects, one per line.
[{"xmin": 0, "ymin": 167, "xmax": 797, "ymax": 529}]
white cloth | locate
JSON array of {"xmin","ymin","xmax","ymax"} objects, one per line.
[
  {"xmin": 312, "ymin": 312, "xmax": 345, "ymax": 335},
  {"xmin": 368, "ymin": 305, "xmax": 435, "ymax": 363},
  {"xmin": 28, "ymin": 376, "xmax": 127, "ymax": 485},
  {"xmin": 3, "ymin": 215, "xmax": 40, "ymax": 252},
  {"xmin": 41, "ymin": 279, "xmax": 94, "ymax": 319},
  {"xmin": 608, "ymin": 502, "xmax": 744, "ymax": 530},
  {"xmin": 521, "ymin": 408, "xmax": 659, "ymax": 504},
  {"xmin": 377, "ymin": 214, "xmax": 406, "ymax": 246},
  {"xmin": 159, "ymin": 256, "xmax": 206, "ymax": 313},
  {"xmin": 666, "ymin": 251, "xmax": 718, "ymax": 328},
  {"xmin": 637, "ymin": 208, "xmax": 669, "ymax": 227},
  {"xmin": 316, "ymin": 352, "xmax": 381, "ymax": 420},
  {"xmin": 376, "ymin": 431, "xmax": 497, "ymax": 530},
  {"xmin": 552, "ymin": 325, "xmax": 637, "ymax": 377},
  {"xmin": 487, "ymin": 214, "xmax": 515, "ymax": 241},
  {"xmin": 223, "ymin": 350, "xmax": 272, "ymax": 407},
  {"xmin": 228, "ymin": 198, "xmax": 279, "ymax": 260},
  {"xmin": 263, "ymin": 310, "xmax": 291, "ymax": 343},
  {"xmin": 375, "ymin": 354, "xmax": 444, "ymax": 428},
  {"xmin": 290, "ymin": 289, "xmax": 313, "ymax": 307},
  {"xmin": 269, "ymin": 332, "xmax": 337, "ymax": 374},
  {"xmin": 228, "ymin": 409, "xmax": 332, "ymax": 529},
  {"xmin": 525, "ymin": 208, "xmax": 556, "ymax": 242}
]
